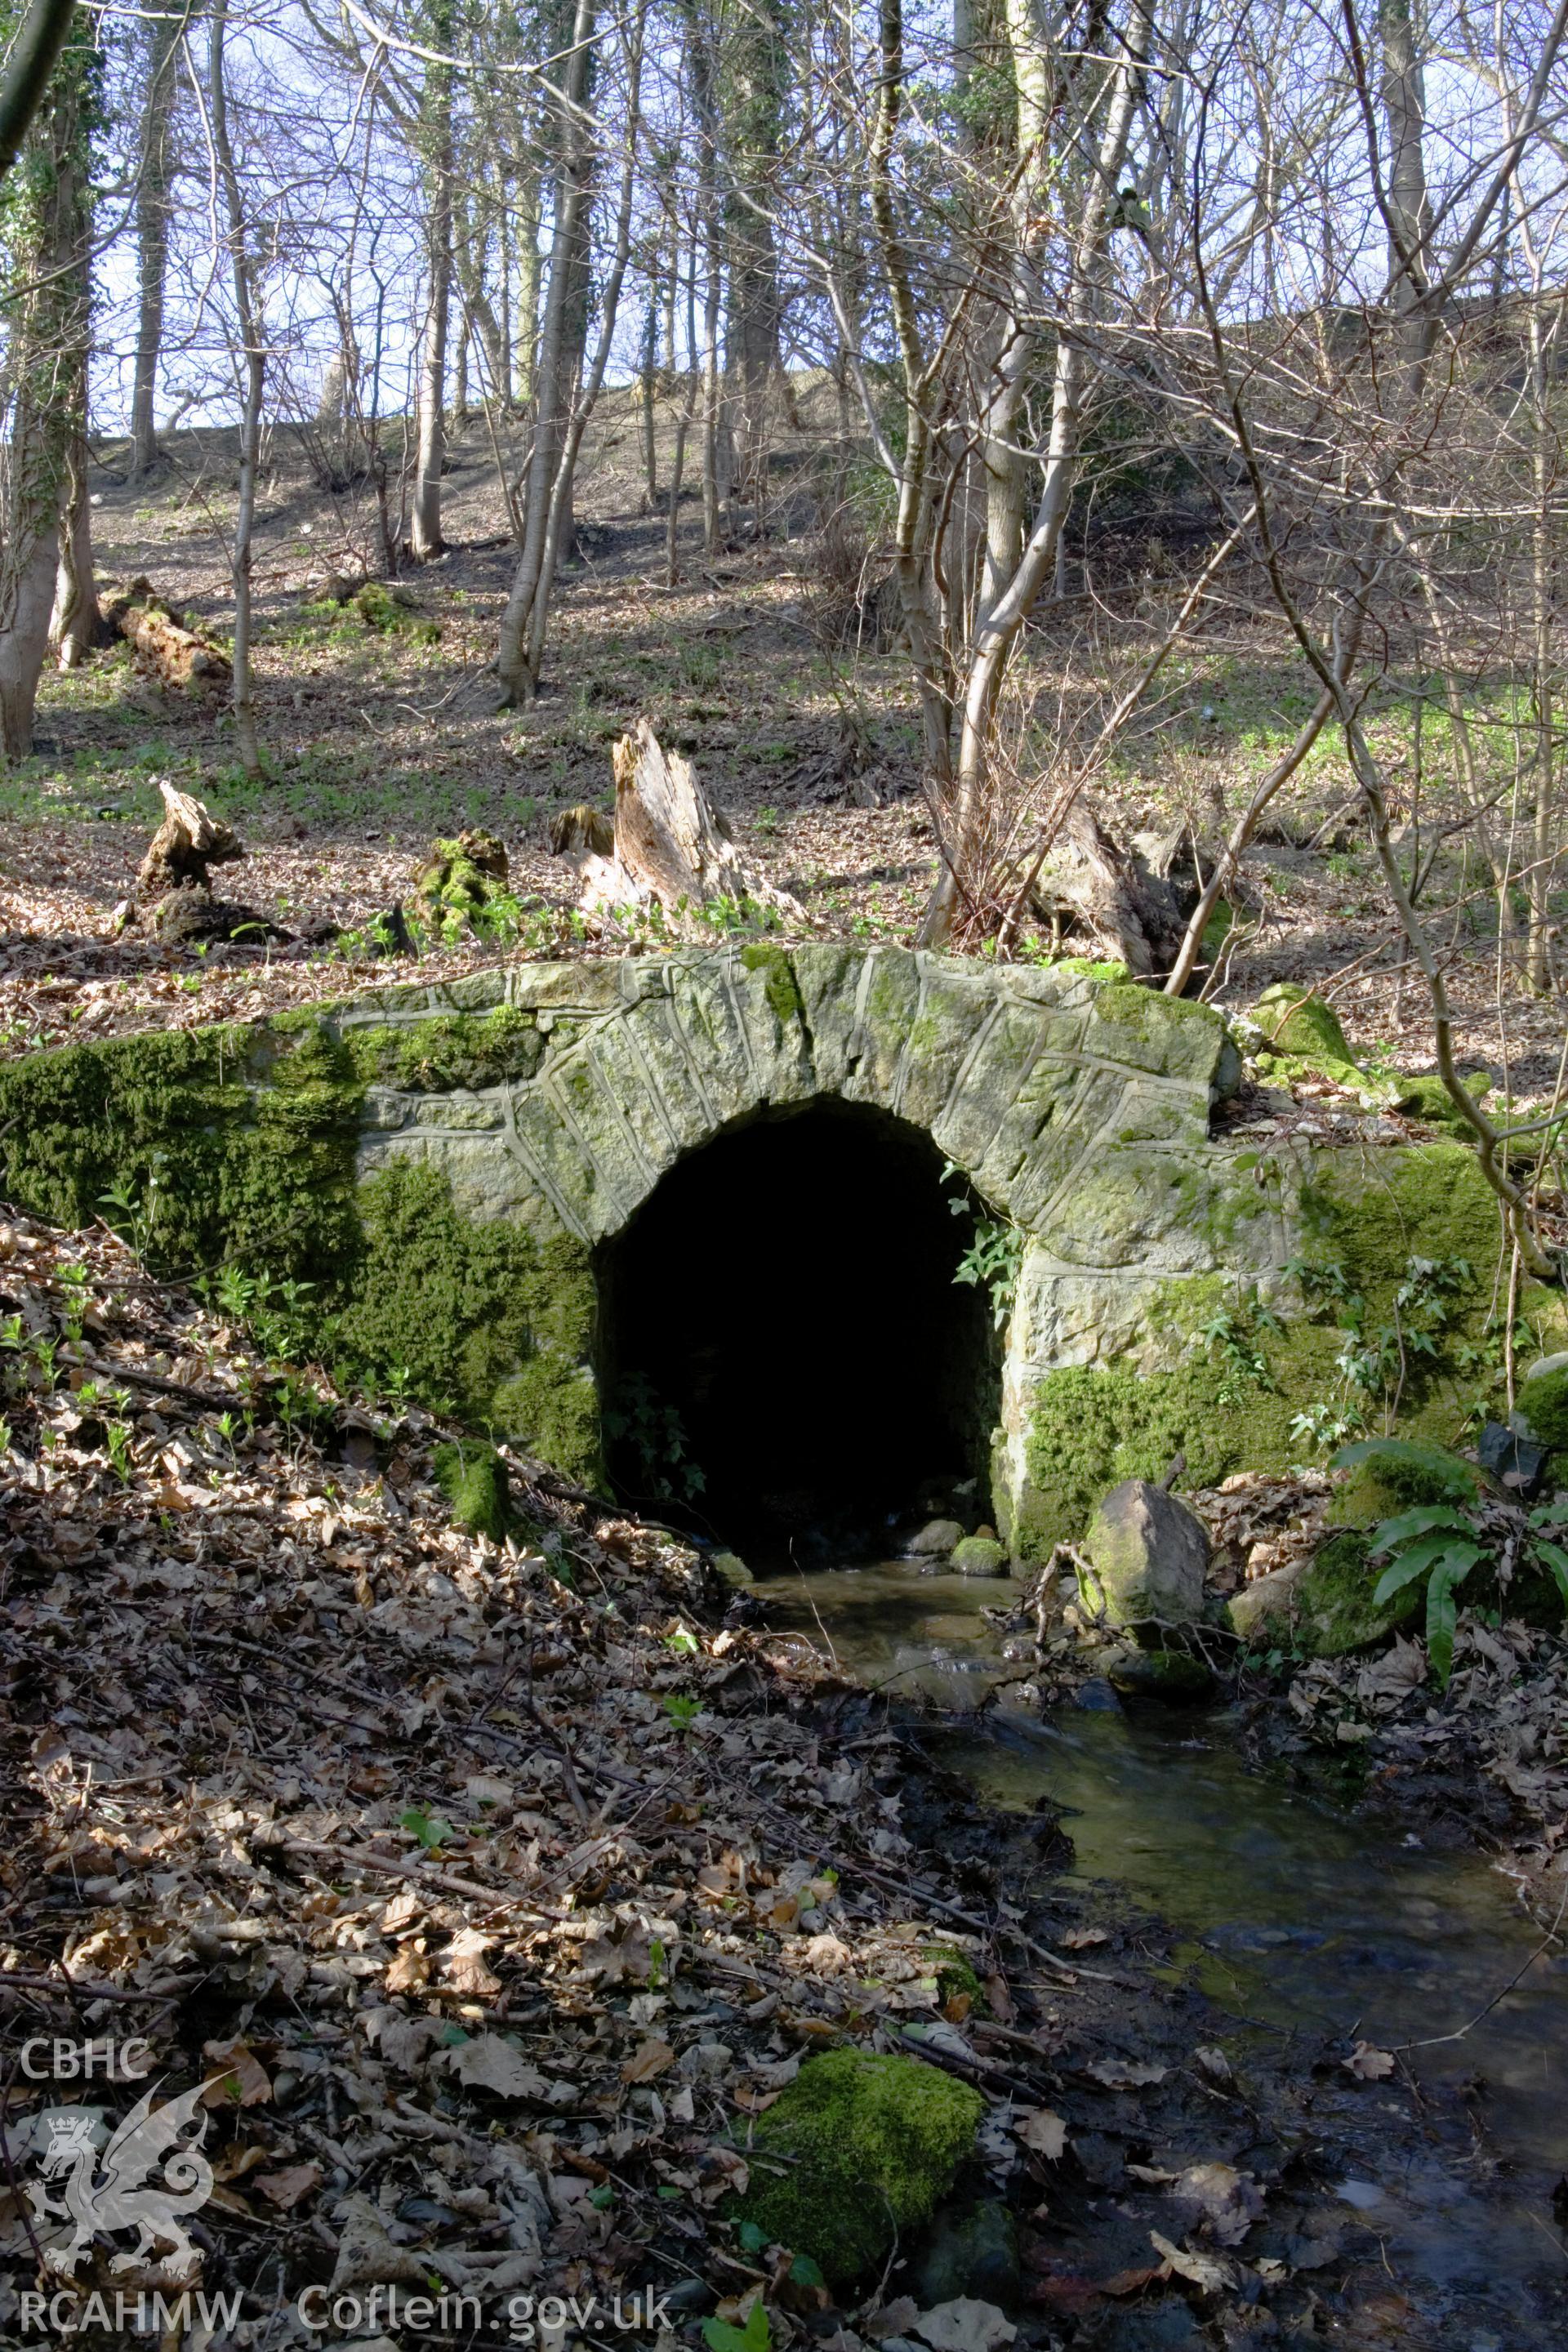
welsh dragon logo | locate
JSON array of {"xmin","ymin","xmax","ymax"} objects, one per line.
[{"xmin": 27, "ymin": 2081, "xmax": 216, "ymax": 2280}]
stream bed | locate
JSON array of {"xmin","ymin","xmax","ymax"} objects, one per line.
[{"xmin": 757, "ymin": 1560, "xmax": 1568, "ymax": 2348}]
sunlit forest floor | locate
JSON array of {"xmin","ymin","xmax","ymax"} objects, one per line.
[{"xmin": 2, "ymin": 378, "xmax": 1566, "ymax": 1102}]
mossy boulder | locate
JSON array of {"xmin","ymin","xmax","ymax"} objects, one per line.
[
  {"xmin": 709, "ymin": 1549, "xmax": 755, "ymax": 1588},
  {"xmin": 434, "ymin": 1441, "xmax": 512, "ymax": 1541},
  {"xmin": 1520, "ymin": 1361, "xmax": 1568, "ymax": 1451},
  {"xmin": 1254, "ymin": 982, "xmax": 1355, "ymax": 1066},
  {"xmin": 1294, "ymin": 1530, "xmax": 1421, "ymax": 1655},
  {"xmin": 1389, "ymin": 1071, "xmax": 1493, "ymax": 1134},
  {"xmin": 1080, "ymin": 1480, "xmax": 1209, "ymax": 1630},
  {"xmin": 1248, "ymin": 982, "xmax": 1396, "ymax": 1102},
  {"xmin": 1325, "ymin": 1439, "xmax": 1477, "ymax": 1529},
  {"xmin": 729, "ymin": 2047, "xmax": 984, "ymax": 2286},
  {"xmin": 908, "ymin": 1518, "xmax": 964, "ymax": 1558},
  {"xmin": 951, "ymin": 1535, "xmax": 1009, "ymax": 1577},
  {"xmin": 1102, "ymin": 1644, "xmax": 1215, "ymax": 1700}
]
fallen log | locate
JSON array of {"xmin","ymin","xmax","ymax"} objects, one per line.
[
  {"xmin": 555, "ymin": 718, "xmax": 804, "ymax": 932},
  {"xmin": 103, "ymin": 576, "xmax": 231, "ymax": 688}
]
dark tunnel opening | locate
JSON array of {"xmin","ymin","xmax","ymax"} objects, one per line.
[{"xmin": 596, "ymin": 1101, "xmax": 999, "ymax": 1562}]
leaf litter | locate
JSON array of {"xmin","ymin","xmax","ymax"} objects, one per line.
[{"xmin": 0, "ymin": 1205, "xmax": 1544, "ymax": 2345}]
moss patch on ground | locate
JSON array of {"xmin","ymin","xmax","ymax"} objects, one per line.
[
  {"xmin": 1018, "ymin": 1144, "xmax": 1555, "ymax": 1555},
  {"xmin": 730, "ymin": 2047, "xmax": 984, "ymax": 2286}
]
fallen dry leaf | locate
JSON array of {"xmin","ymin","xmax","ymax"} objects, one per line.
[
  {"xmin": 1150, "ymin": 2230, "xmax": 1231, "ymax": 2292},
  {"xmin": 441, "ymin": 1927, "xmax": 502, "ymax": 1996},
  {"xmin": 621, "ymin": 2038, "xmax": 676, "ymax": 2082},
  {"xmin": 201, "ymin": 2038, "xmax": 271, "ymax": 2107},
  {"xmin": 1015, "ymin": 2108, "xmax": 1069, "ymax": 2161},
  {"xmin": 252, "ymin": 2163, "xmax": 323, "ymax": 2210},
  {"xmin": 446, "ymin": 2032, "xmax": 555, "ymax": 2101}
]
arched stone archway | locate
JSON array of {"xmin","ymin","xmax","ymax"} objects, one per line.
[
  {"xmin": 345, "ymin": 943, "xmax": 1241, "ymax": 1245},
  {"xmin": 339, "ymin": 945, "xmax": 1257, "ymax": 1548}
]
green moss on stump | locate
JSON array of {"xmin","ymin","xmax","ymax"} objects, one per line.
[
  {"xmin": 731, "ymin": 2048, "xmax": 984, "ymax": 2286},
  {"xmin": 434, "ymin": 1441, "xmax": 512, "ymax": 1540}
]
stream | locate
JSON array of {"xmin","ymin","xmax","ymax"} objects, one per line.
[{"xmin": 756, "ymin": 1560, "xmax": 1568, "ymax": 2348}]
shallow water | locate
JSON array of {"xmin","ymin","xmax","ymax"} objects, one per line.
[{"xmin": 757, "ymin": 1560, "xmax": 1568, "ymax": 2344}]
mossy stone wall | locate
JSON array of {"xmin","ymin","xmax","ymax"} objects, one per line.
[{"xmin": 2, "ymin": 948, "xmax": 1545, "ymax": 1534}]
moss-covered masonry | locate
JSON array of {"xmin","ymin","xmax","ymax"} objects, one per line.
[
  {"xmin": 1004, "ymin": 1139, "xmax": 1568, "ymax": 1554},
  {"xmin": 2, "ymin": 947, "xmax": 1552, "ymax": 1528}
]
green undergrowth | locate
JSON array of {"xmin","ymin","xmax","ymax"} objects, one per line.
[{"xmin": 1018, "ymin": 1143, "xmax": 1566, "ymax": 1554}]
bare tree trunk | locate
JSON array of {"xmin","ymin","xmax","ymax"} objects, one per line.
[
  {"xmin": 920, "ymin": 0, "xmax": 1152, "ymax": 944},
  {"xmin": 410, "ymin": 10, "xmax": 453, "ymax": 563},
  {"xmin": 0, "ymin": 23, "xmax": 91, "ymax": 754},
  {"xmin": 50, "ymin": 430, "xmax": 100, "ymax": 668},
  {"xmin": 687, "ymin": 4, "xmax": 724, "ymax": 554},
  {"xmin": 1520, "ymin": 264, "xmax": 1556, "ymax": 990},
  {"xmin": 208, "ymin": 0, "xmax": 264, "ymax": 777},
  {"xmin": 854, "ymin": 0, "xmax": 958, "ymax": 788},
  {"xmin": 517, "ymin": 0, "xmax": 644, "ymax": 688},
  {"xmin": 0, "ymin": 529, "xmax": 59, "ymax": 755},
  {"xmin": 513, "ymin": 158, "xmax": 542, "ymax": 404},
  {"xmin": 666, "ymin": 236, "xmax": 700, "ymax": 585},
  {"xmin": 495, "ymin": 0, "xmax": 597, "ymax": 702},
  {"xmin": 130, "ymin": 2, "xmax": 186, "ymax": 479},
  {"xmin": 640, "ymin": 296, "xmax": 658, "ymax": 507},
  {"xmin": 723, "ymin": 0, "xmax": 786, "ymax": 516}
]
